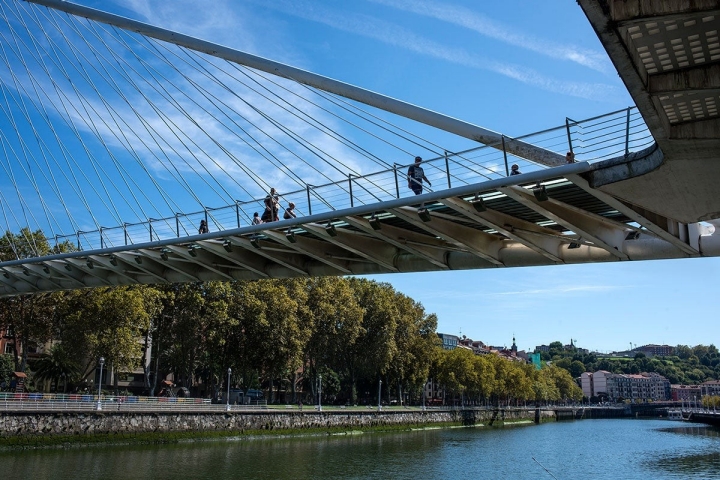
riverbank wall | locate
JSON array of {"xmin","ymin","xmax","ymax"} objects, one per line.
[{"xmin": 0, "ymin": 407, "xmax": 555, "ymax": 446}]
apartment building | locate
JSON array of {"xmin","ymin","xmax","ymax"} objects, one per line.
[
  {"xmin": 700, "ymin": 380, "xmax": 720, "ymax": 397},
  {"xmin": 581, "ymin": 370, "xmax": 670, "ymax": 402},
  {"xmin": 437, "ymin": 333, "xmax": 459, "ymax": 350},
  {"xmin": 670, "ymin": 384, "xmax": 701, "ymax": 401}
]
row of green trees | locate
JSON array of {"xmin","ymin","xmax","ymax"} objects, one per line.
[
  {"xmin": 701, "ymin": 395, "xmax": 720, "ymax": 409},
  {"xmin": 153, "ymin": 277, "xmax": 441, "ymax": 404},
  {"xmin": 0, "ymin": 228, "xmax": 581, "ymax": 405},
  {"xmin": 0, "ymin": 275, "xmax": 583, "ymax": 405},
  {"xmin": 0, "ymin": 285, "xmax": 161, "ymax": 391},
  {"xmin": 435, "ymin": 347, "xmax": 582, "ymax": 405},
  {"xmin": 540, "ymin": 341, "xmax": 720, "ymax": 385},
  {"xmin": 0, "ymin": 277, "xmax": 438, "ymax": 404}
]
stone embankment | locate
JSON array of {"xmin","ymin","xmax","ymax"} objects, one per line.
[{"xmin": 0, "ymin": 407, "xmax": 556, "ymax": 446}]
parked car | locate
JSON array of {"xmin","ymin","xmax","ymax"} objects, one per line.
[{"xmin": 246, "ymin": 389, "xmax": 264, "ymax": 403}]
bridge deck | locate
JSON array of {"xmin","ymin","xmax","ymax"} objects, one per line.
[{"xmin": 1, "ymin": 160, "xmax": 717, "ymax": 296}]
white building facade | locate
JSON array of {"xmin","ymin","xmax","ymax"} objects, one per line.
[{"xmin": 581, "ymin": 371, "xmax": 670, "ymax": 402}]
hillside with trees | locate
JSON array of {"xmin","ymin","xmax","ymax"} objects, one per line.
[{"xmin": 539, "ymin": 341, "xmax": 720, "ymax": 384}]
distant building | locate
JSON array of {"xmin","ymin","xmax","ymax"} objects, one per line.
[
  {"xmin": 582, "ymin": 370, "xmax": 670, "ymax": 402},
  {"xmin": 535, "ymin": 345, "xmax": 550, "ymax": 353},
  {"xmin": 528, "ymin": 353, "xmax": 542, "ymax": 370},
  {"xmin": 454, "ymin": 336, "xmax": 528, "ymax": 363},
  {"xmin": 637, "ymin": 344, "xmax": 674, "ymax": 357},
  {"xmin": 0, "ymin": 327, "xmax": 46, "ymax": 363},
  {"xmin": 670, "ymin": 384, "xmax": 701, "ymax": 401},
  {"xmin": 437, "ymin": 333, "xmax": 459, "ymax": 350},
  {"xmin": 580, "ymin": 372, "xmax": 595, "ymax": 398},
  {"xmin": 515, "ymin": 350, "xmax": 529, "ymax": 362},
  {"xmin": 423, "ymin": 377, "xmax": 445, "ymax": 406},
  {"xmin": 458, "ymin": 338, "xmax": 490, "ymax": 354},
  {"xmin": 700, "ymin": 380, "xmax": 720, "ymax": 397},
  {"xmin": 1, "ymin": 327, "xmax": 13, "ymax": 356}
]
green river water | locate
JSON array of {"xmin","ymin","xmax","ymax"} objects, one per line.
[{"xmin": 1, "ymin": 419, "xmax": 718, "ymax": 479}]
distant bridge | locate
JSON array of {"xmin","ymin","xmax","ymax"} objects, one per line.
[{"xmin": 0, "ymin": 0, "xmax": 718, "ymax": 296}]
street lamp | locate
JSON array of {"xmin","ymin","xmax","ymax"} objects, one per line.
[
  {"xmin": 318, "ymin": 374, "xmax": 322, "ymax": 412},
  {"xmin": 422, "ymin": 379, "xmax": 426, "ymax": 412},
  {"xmin": 378, "ymin": 378, "xmax": 382, "ymax": 412},
  {"xmin": 97, "ymin": 357, "xmax": 105, "ymax": 411},
  {"xmin": 226, "ymin": 367, "xmax": 232, "ymax": 412}
]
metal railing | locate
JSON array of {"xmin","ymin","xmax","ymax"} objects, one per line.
[
  {"xmin": 17, "ymin": 107, "xmax": 653, "ymax": 254},
  {"xmin": 0, "ymin": 393, "xmax": 277, "ymax": 412}
]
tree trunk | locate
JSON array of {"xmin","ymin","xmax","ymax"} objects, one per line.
[
  {"xmin": 143, "ymin": 323, "xmax": 153, "ymax": 392},
  {"xmin": 11, "ymin": 334, "xmax": 20, "ymax": 372},
  {"xmin": 113, "ymin": 363, "xmax": 119, "ymax": 393},
  {"xmin": 20, "ymin": 337, "xmax": 28, "ymax": 373}
]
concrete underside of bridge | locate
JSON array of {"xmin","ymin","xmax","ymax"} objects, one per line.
[{"xmin": 580, "ymin": 0, "xmax": 720, "ymax": 224}]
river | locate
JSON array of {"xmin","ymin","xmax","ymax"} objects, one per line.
[{"xmin": 1, "ymin": 419, "xmax": 718, "ymax": 479}]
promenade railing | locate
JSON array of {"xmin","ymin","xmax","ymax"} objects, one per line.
[{"xmin": 0, "ymin": 392, "xmax": 278, "ymax": 412}]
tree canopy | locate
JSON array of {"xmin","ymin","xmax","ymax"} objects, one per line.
[{"xmin": 539, "ymin": 342, "xmax": 720, "ymax": 385}]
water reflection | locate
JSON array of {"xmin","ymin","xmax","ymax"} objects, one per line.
[
  {"xmin": 0, "ymin": 420, "xmax": 718, "ymax": 479},
  {"xmin": 658, "ymin": 425, "xmax": 720, "ymax": 438},
  {"xmin": 650, "ymin": 424, "xmax": 720, "ymax": 478}
]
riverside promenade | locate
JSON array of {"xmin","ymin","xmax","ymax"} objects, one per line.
[
  {"xmin": 0, "ymin": 394, "xmax": 647, "ymax": 448},
  {"xmin": 0, "ymin": 396, "xmax": 563, "ymax": 447}
]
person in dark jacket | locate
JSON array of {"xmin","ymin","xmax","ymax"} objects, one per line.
[{"xmin": 407, "ymin": 156, "xmax": 431, "ymax": 195}]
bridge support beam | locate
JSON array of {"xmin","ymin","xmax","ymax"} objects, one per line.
[
  {"xmin": 198, "ymin": 240, "xmax": 270, "ymax": 278},
  {"xmin": 261, "ymin": 230, "xmax": 353, "ymax": 274},
  {"xmin": 229, "ymin": 237, "xmax": 309, "ymax": 276},
  {"xmin": 343, "ymin": 216, "xmax": 450, "ymax": 270},
  {"xmin": 498, "ymin": 186, "xmax": 631, "ymax": 260},
  {"xmin": 390, "ymin": 207, "xmax": 505, "ymax": 266},
  {"xmin": 301, "ymin": 223, "xmax": 399, "ymax": 272},
  {"xmin": 439, "ymin": 197, "xmax": 565, "ymax": 263},
  {"xmin": 566, "ymin": 174, "xmax": 698, "ymax": 256}
]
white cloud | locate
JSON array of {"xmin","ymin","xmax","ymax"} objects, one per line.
[
  {"xmin": 1, "ymin": 3, "xmax": 369, "ymax": 228},
  {"xmin": 113, "ymin": 0, "xmax": 256, "ymax": 52},
  {"xmin": 421, "ymin": 283, "xmax": 624, "ymax": 301},
  {"xmin": 248, "ymin": 0, "xmax": 618, "ymax": 100},
  {"xmin": 368, "ymin": 0, "xmax": 612, "ymax": 74}
]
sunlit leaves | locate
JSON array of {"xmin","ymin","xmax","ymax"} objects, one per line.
[{"xmin": 59, "ymin": 286, "xmax": 161, "ymax": 380}]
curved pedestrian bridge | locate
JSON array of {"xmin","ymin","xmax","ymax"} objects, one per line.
[{"xmin": 0, "ymin": 0, "xmax": 718, "ymax": 295}]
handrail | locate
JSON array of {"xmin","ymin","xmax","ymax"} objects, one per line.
[{"xmin": 3, "ymin": 107, "xmax": 652, "ymax": 255}]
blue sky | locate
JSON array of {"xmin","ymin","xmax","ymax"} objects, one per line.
[{"xmin": 9, "ymin": 0, "xmax": 720, "ymax": 353}]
